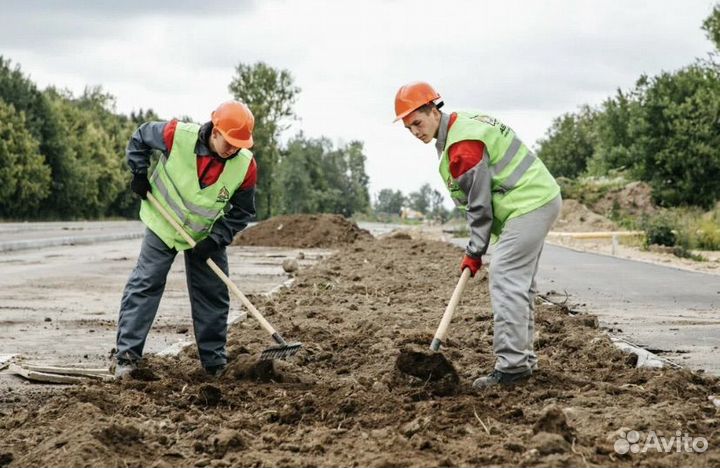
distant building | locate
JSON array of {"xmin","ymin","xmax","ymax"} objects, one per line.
[{"xmin": 400, "ymin": 207, "xmax": 424, "ymax": 220}]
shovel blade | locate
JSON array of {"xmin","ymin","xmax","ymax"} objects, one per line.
[{"xmin": 395, "ymin": 348, "xmax": 459, "ymax": 382}]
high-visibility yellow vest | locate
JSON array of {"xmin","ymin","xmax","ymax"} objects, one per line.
[
  {"xmin": 439, "ymin": 111, "xmax": 559, "ymax": 235},
  {"xmin": 139, "ymin": 122, "xmax": 252, "ymax": 250}
]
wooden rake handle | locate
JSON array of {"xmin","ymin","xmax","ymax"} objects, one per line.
[
  {"xmin": 146, "ymin": 193, "xmax": 279, "ymax": 337},
  {"xmin": 430, "ymin": 267, "xmax": 472, "ymax": 352}
]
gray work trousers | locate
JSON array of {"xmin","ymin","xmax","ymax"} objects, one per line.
[
  {"xmin": 490, "ymin": 195, "xmax": 561, "ymax": 374},
  {"xmin": 115, "ymin": 228, "xmax": 230, "ymax": 368}
]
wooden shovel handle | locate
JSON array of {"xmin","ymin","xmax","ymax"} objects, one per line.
[
  {"xmin": 430, "ymin": 267, "xmax": 472, "ymax": 351},
  {"xmin": 146, "ymin": 193, "xmax": 278, "ymax": 336}
]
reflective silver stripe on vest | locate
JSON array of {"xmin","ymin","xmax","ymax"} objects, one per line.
[
  {"xmin": 496, "ymin": 152, "xmax": 537, "ymax": 194},
  {"xmin": 184, "ymin": 197, "xmax": 218, "ymax": 219},
  {"xmin": 151, "ymin": 172, "xmax": 211, "ymax": 234},
  {"xmin": 491, "ymin": 136, "xmax": 522, "ymax": 176}
]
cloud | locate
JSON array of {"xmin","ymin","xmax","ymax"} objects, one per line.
[
  {"xmin": 0, "ymin": 0, "xmax": 715, "ymax": 201},
  {"xmin": 0, "ymin": 1, "xmax": 256, "ymax": 55}
]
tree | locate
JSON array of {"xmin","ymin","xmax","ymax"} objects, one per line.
[
  {"xmin": 344, "ymin": 141, "xmax": 371, "ymax": 215},
  {"xmin": 276, "ymin": 151, "xmax": 315, "ymax": 214},
  {"xmin": 0, "ymin": 57, "xmax": 73, "ymax": 218},
  {"xmin": 374, "ymin": 189, "xmax": 405, "ymax": 215},
  {"xmin": 536, "ymin": 106, "xmax": 596, "ymax": 178},
  {"xmin": 43, "ymin": 87, "xmax": 131, "ymax": 218},
  {"xmin": 275, "ymin": 134, "xmax": 325, "ymax": 214},
  {"xmin": 536, "ymin": 6, "xmax": 720, "ymax": 210},
  {"xmin": 407, "ymin": 183, "xmax": 433, "ymax": 214},
  {"xmin": 585, "ymin": 88, "xmax": 640, "ymax": 176},
  {"xmin": 276, "ymin": 134, "xmax": 371, "ymax": 216},
  {"xmin": 428, "ymin": 188, "xmax": 450, "ymax": 223},
  {"xmin": 630, "ymin": 65, "xmax": 720, "ymax": 208},
  {"xmin": 703, "ymin": 4, "xmax": 720, "ymax": 52},
  {"xmin": 0, "ymin": 100, "xmax": 51, "ymax": 218},
  {"xmin": 229, "ymin": 62, "xmax": 300, "ymax": 219}
]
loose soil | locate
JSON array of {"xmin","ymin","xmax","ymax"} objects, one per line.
[
  {"xmin": 552, "ymin": 199, "xmax": 617, "ymax": 232},
  {"xmin": 590, "ymin": 181, "xmax": 657, "ymax": 218},
  {"xmin": 233, "ymin": 214, "xmax": 372, "ymax": 248},
  {"xmin": 1, "ymin": 236, "xmax": 719, "ymax": 467}
]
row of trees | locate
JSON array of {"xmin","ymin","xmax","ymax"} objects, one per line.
[
  {"xmin": 537, "ymin": 5, "xmax": 720, "ymax": 209},
  {"xmin": 374, "ymin": 183, "xmax": 451, "ymax": 222},
  {"xmin": 0, "ymin": 56, "xmax": 148, "ymax": 219},
  {"xmin": 0, "ymin": 58, "xmax": 371, "ymax": 220},
  {"xmin": 228, "ymin": 63, "xmax": 370, "ymax": 218}
]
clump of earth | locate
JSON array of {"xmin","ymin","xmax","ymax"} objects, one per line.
[{"xmin": 232, "ymin": 213, "xmax": 372, "ymax": 248}]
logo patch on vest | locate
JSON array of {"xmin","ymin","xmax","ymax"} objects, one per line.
[
  {"xmin": 216, "ymin": 187, "xmax": 230, "ymax": 203},
  {"xmin": 471, "ymin": 114, "xmax": 497, "ymax": 126}
]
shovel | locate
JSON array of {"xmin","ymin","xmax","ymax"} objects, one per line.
[
  {"xmin": 430, "ymin": 267, "xmax": 471, "ymax": 352},
  {"xmin": 395, "ymin": 267, "xmax": 471, "ymax": 382},
  {"xmin": 146, "ymin": 193, "xmax": 302, "ymax": 360}
]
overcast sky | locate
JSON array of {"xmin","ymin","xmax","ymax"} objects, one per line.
[{"xmin": 0, "ymin": 0, "xmax": 716, "ymax": 203}]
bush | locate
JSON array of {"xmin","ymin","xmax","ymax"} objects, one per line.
[
  {"xmin": 642, "ymin": 214, "xmax": 677, "ymax": 247},
  {"xmin": 556, "ymin": 175, "xmax": 627, "ymax": 208},
  {"xmin": 695, "ymin": 219, "xmax": 720, "ymax": 250},
  {"xmin": 639, "ymin": 207, "xmax": 720, "ymax": 259}
]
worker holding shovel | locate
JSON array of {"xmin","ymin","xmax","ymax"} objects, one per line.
[
  {"xmin": 394, "ymin": 82, "xmax": 561, "ymax": 388},
  {"xmin": 114, "ymin": 101, "xmax": 257, "ymax": 380}
]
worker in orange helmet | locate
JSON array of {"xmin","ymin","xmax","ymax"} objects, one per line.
[
  {"xmin": 394, "ymin": 82, "xmax": 561, "ymax": 388},
  {"xmin": 114, "ymin": 101, "xmax": 257, "ymax": 380}
]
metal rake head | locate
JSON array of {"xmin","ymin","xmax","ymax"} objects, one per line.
[{"xmin": 260, "ymin": 342, "xmax": 302, "ymax": 361}]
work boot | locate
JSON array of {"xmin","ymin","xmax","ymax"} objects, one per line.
[
  {"xmin": 114, "ymin": 358, "xmax": 138, "ymax": 380},
  {"xmin": 472, "ymin": 369, "xmax": 532, "ymax": 389},
  {"xmin": 204, "ymin": 364, "xmax": 226, "ymax": 378}
]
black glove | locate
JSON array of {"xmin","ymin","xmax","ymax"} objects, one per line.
[
  {"xmin": 131, "ymin": 173, "xmax": 152, "ymax": 199},
  {"xmin": 193, "ymin": 237, "xmax": 220, "ymax": 261}
]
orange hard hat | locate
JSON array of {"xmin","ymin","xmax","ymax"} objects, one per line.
[
  {"xmin": 394, "ymin": 82, "xmax": 442, "ymax": 122},
  {"xmin": 211, "ymin": 101, "xmax": 255, "ymax": 149}
]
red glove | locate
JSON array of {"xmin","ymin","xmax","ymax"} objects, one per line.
[{"xmin": 460, "ymin": 255, "xmax": 482, "ymax": 277}]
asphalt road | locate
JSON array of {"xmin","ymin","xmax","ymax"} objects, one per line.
[
  {"xmin": 536, "ymin": 244, "xmax": 720, "ymax": 374},
  {"xmin": 0, "ymin": 221, "xmax": 144, "ymax": 251}
]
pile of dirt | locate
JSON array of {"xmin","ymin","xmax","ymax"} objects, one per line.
[
  {"xmin": 232, "ymin": 213, "xmax": 372, "ymax": 248},
  {"xmin": 1, "ymin": 236, "xmax": 719, "ymax": 467},
  {"xmin": 553, "ymin": 199, "xmax": 618, "ymax": 232},
  {"xmin": 591, "ymin": 181, "xmax": 657, "ymax": 218}
]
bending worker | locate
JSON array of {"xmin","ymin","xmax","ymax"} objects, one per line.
[
  {"xmin": 394, "ymin": 82, "xmax": 561, "ymax": 388},
  {"xmin": 114, "ymin": 101, "xmax": 257, "ymax": 379}
]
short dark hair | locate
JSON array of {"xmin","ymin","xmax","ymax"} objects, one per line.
[{"xmin": 416, "ymin": 101, "xmax": 444, "ymax": 114}]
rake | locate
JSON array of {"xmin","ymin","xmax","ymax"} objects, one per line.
[{"xmin": 147, "ymin": 193, "xmax": 302, "ymax": 360}]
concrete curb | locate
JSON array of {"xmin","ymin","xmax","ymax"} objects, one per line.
[
  {"xmin": 610, "ymin": 337, "xmax": 681, "ymax": 369},
  {"xmin": 0, "ymin": 232, "xmax": 144, "ymax": 253}
]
